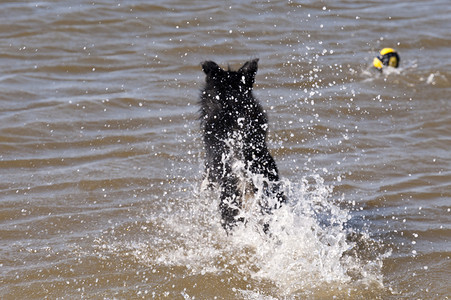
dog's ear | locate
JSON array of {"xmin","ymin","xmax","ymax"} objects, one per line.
[
  {"xmin": 201, "ymin": 61, "xmax": 222, "ymax": 77},
  {"xmin": 239, "ymin": 59, "xmax": 259, "ymax": 86}
]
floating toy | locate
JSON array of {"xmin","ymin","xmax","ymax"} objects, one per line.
[{"xmin": 373, "ymin": 48, "xmax": 400, "ymax": 70}]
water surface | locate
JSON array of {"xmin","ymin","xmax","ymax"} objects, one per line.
[{"xmin": 1, "ymin": 0, "xmax": 450, "ymax": 298}]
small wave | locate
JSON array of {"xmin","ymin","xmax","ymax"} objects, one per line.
[{"xmin": 421, "ymin": 71, "xmax": 449, "ymax": 87}]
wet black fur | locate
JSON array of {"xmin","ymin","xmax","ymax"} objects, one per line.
[{"xmin": 199, "ymin": 59, "xmax": 285, "ymax": 231}]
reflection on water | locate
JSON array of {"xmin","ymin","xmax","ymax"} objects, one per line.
[{"xmin": 1, "ymin": 0, "xmax": 450, "ymax": 298}]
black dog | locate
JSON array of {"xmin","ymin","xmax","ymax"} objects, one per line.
[{"xmin": 199, "ymin": 59, "xmax": 285, "ymax": 231}]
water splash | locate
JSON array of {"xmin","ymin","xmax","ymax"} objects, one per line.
[
  {"xmin": 94, "ymin": 172, "xmax": 390, "ymax": 297},
  {"xmin": 224, "ymin": 174, "xmax": 386, "ymax": 295},
  {"xmin": 360, "ymin": 59, "xmax": 418, "ymax": 83}
]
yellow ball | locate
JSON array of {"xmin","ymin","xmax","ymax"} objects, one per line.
[{"xmin": 373, "ymin": 48, "xmax": 400, "ymax": 70}]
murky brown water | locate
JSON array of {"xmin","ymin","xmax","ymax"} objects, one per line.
[{"xmin": 1, "ymin": 0, "xmax": 450, "ymax": 299}]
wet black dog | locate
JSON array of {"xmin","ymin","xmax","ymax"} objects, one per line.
[{"xmin": 199, "ymin": 59, "xmax": 285, "ymax": 231}]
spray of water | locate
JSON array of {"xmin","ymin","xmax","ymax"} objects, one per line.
[{"xmin": 96, "ymin": 169, "xmax": 386, "ymax": 297}]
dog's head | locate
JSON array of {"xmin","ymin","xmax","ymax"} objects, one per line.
[{"xmin": 202, "ymin": 59, "xmax": 259, "ymax": 94}]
